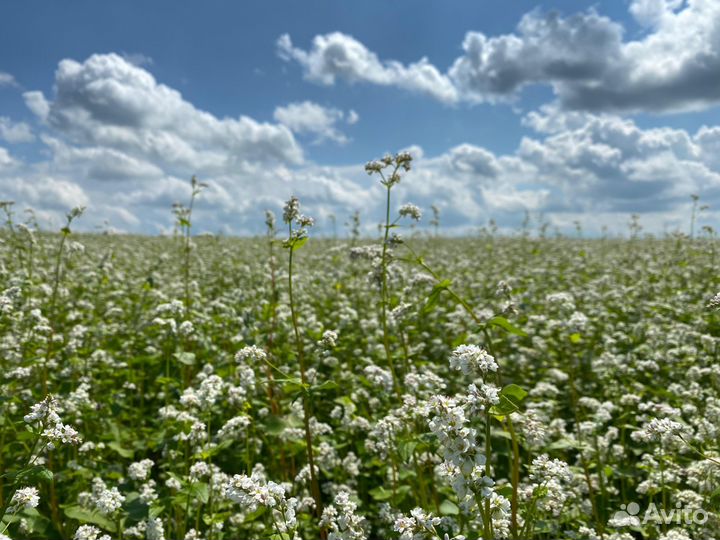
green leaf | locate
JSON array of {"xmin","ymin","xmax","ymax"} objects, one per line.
[
  {"xmin": 488, "ymin": 316, "xmax": 527, "ymax": 337},
  {"xmin": 64, "ymin": 505, "xmax": 117, "ymax": 532},
  {"xmin": 368, "ymin": 486, "xmax": 394, "ymax": 501},
  {"xmin": 569, "ymin": 333, "xmax": 582, "ymax": 343},
  {"xmin": 15, "ymin": 465, "xmax": 53, "ymax": 484},
  {"xmin": 490, "ymin": 384, "xmax": 528, "ymax": 418},
  {"xmin": 291, "ymin": 236, "xmax": 309, "ymax": 251},
  {"xmin": 33, "ymin": 467, "xmax": 53, "ymax": 483},
  {"xmin": 243, "ymin": 506, "xmax": 267, "ymax": 523},
  {"xmin": 190, "ymin": 482, "xmax": 210, "ymax": 504},
  {"xmin": 124, "ymin": 495, "xmax": 149, "ymax": 521},
  {"xmin": 264, "ymin": 416, "xmax": 286, "ymax": 436},
  {"xmin": 546, "ymin": 438, "xmax": 581, "ymax": 451},
  {"xmin": 439, "ymin": 499, "xmax": 460, "ymax": 515},
  {"xmin": 496, "ymin": 485, "xmax": 514, "ymax": 499},
  {"xmin": 398, "ymin": 440, "xmax": 418, "ymax": 462},
  {"xmin": 107, "ymin": 441, "xmax": 134, "ymax": 459},
  {"xmin": 500, "ymin": 384, "xmax": 528, "ymax": 403},
  {"xmin": 422, "ymin": 279, "xmax": 451, "ymax": 314},
  {"xmin": 149, "ymin": 505, "xmax": 164, "ymax": 519},
  {"xmin": 310, "ymin": 380, "xmax": 338, "ymax": 393}
]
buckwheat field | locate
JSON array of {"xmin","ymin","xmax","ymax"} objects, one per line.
[{"xmin": 1, "ymin": 154, "xmax": 719, "ymax": 540}]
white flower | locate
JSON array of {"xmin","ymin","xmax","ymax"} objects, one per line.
[
  {"xmin": 449, "ymin": 345, "xmax": 497, "ymax": 376},
  {"xmin": 321, "ymin": 491, "xmax": 366, "ymax": 540},
  {"xmin": 24, "ymin": 395, "xmax": 60, "ymax": 425},
  {"xmin": 91, "ymin": 478, "xmax": 125, "ymax": 515},
  {"xmin": 235, "ymin": 345, "xmax": 266, "ymax": 364},
  {"xmin": 283, "ymin": 196, "xmax": 300, "ymax": 224},
  {"xmin": 43, "ymin": 423, "xmax": 81, "ymax": 446},
  {"xmin": 127, "ymin": 459, "xmax": 154, "ymax": 481},
  {"xmin": 11, "ymin": 486, "xmax": 39, "ymax": 510},
  {"xmin": 74, "ymin": 524, "xmax": 111, "ymax": 540},
  {"xmin": 398, "ymin": 203, "xmax": 422, "ymax": 221},
  {"xmin": 146, "ymin": 517, "xmax": 165, "ymax": 540},
  {"xmin": 321, "ymin": 330, "xmax": 338, "ymax": 349},
  {"xmin": 394, "ymin": 508, "xmax": 441, "ymax": 539}
]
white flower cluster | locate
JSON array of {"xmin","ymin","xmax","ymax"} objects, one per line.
[
  {"xmin": 223, "ymin": 472, "xmax": 297, "ymax": 534},
  {"xmin": 528, "ymin": 454, "xmax": 574, "ymax": 516},
  {"xmin": 449, "ymin": 345, "xmax": 497, "ymax": 376},
  {"xmin": 365, "ymin": 152, "xmax": 413, "ymax": 186},
  {"xmin": 123, "ymin": 517, "xmax": 165, "ymax": 540},
  {"xmin": 0, "ymin": 285, "xmax": 21, "ymax": 314},
  {"xmin": 180, "ymin": 374, "xmax": 225, "ymax": 410},
  {"xmin": 320, "ymin": 491, "xmax": 367, "ymax": 540},
  {"xmin": 393, "ymin": 508, "xmax": 441, "ymax": 540},
  {"xmin": 398, "ymin": 203, "xmax": 422, "ymax": 221},
  {"xmin": 631, "ymin": 417, "xmax": 687, "ymax": 445},
  {"xmin": 235, "ymin": 345, "xmax": 267, "ymax": 364},
  {"xmin": 10, "ymin": 486, "xmax": 39, "ymax": 510},
  {"xmin": 24, "ymin": 395, "xmax": 82, "ymax": 448},
  {"xmin": 79, "ymin": 477, "xmax": 125, "ymax": 516},
  {"xmin": 282, "ymin": 195, "xmax": 314, "ymax": 244},
  {"xmin": 74, "ymin": 524, "xmax": 111, "ymax": 540},
  {"xmin": 127, "ymin": 458, "xmax": 154, "ymax": 481},
  {"xmin": 321, "ymin": 329, "xmax": 338, "ymax": 349},
  {"xmin": 216, "ymin": 415, "xmax": 251, "ymax": 440}
]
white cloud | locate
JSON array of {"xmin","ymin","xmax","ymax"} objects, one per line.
[
  {"xmin": 1, "ymin": 53, "xmax": 375, "ymax": 233},
  {"xmin": 16, "ymin": 177, "xmax": 89, "ymax": 210},
  {"xmin": 629, "ymin": 0, "xmax": 685, "ymax": 28},
  {"xmin": 23, "ymin": 91, "xmax": 50, "ymax": 121},
  {"xmin": 0, "ymin": 72, "xmax": 17, "ymax": 88},
  {"xmin": 0, "ymin": 147, "xmax": 17, "ymax": 169},
  {"xmin": 277, "ymin": 32, "xmax": 459, "ymax": 104},
  {"xmin": 4, "ymin": 52, "xmax": 720, "ymax": 236},
  {"xmin": 0, "ymin": 117, "xmax": 34, "ymax": 143},
  {"xmin": 30, "ymin": 53, "xmax": 304, "ymax": 171},
  {"xmin": 273, "ymin": 101, "xmax": 356, "ymax": 144},
  {"xmin": 279, "ymin": 1, "xmax": 720, "ymax": 113},
  {"xmin": 449, "ymin": 10, "xmax": 623, "ymax": 104}
]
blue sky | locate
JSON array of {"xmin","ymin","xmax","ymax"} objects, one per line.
[{"xmin": 1, "ymin": 0, "xmax": 720, "ymax": 235}]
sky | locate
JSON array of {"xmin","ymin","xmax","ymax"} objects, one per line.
[{"xmin": 1, "ymin": 0, "xmax": 720, "ymax": 236}]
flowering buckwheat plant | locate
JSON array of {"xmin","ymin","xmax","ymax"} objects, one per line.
[{"xmin": 0, "ymin": 165, "xmax": 718, "ymax": 540}]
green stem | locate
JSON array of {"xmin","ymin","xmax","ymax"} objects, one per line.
[
  {"xmin": 287, "ymin": 228, "xmax": 324, "ymax": 529},
  {"xmin": 379, "ymin": 181, "xmax": 402, "ymax": 399}
]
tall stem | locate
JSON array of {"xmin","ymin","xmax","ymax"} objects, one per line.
[
  {"xmin": 380, "ymin": 183, "xmax": 401, "ymax": 398},
  {"xmin": 287, "ymin": 230, "xmax": 324, "ymax": 532},
  {"xmin": 506, "ymin": 418, "xmax": 520, "ymax": 539},
  {"xmin": 483, "ymin": 408, "xmax": 492, "ymax": 540}
]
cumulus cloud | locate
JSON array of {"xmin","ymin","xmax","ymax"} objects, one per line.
[
  {"xmin": 0, "ymin": 53, "xmax": 375, "ymax": 233},
  {"xmin": 4, "ymin": 51, "xmax": 720, "ymax": 236},
  {"xmin": 279, "ymin": 1, "xmax": 720, "ymax": 113},
  {"xmin": 558, "ymin": 0, "xmax": 720, "ymax": 112},
  {"xmin": 29, "ymin": 53, "xmax": 303, "ymax": 172},
  {"xmin": 277, "ymin": 32, "xmax": 459, "ymax": 104},
  {"xmin": 23, "ymin": 91, "xmax": 50, "ymax": 121},
  {"xmin": 449, "ymin": 10, "xmax": 623, "ymax": 103},
  {"xmin": 360, "ymin": 106, "xmax": 720, "ymax": 234},
  {"xmin": 0, "ymin": 147, "xmax": 16, "ymax": 170},
  {"xmin": 0, "ymin": 117, "xmax": 34, "ymax": 143},
  {"xmin": 273, "ymin": 101, "xmax": 357, "ymax": 144}
]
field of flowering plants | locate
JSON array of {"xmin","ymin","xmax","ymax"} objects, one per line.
[{"xmin": 1, "ymin": 154, "xmax": 719, "ymax": 540}]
